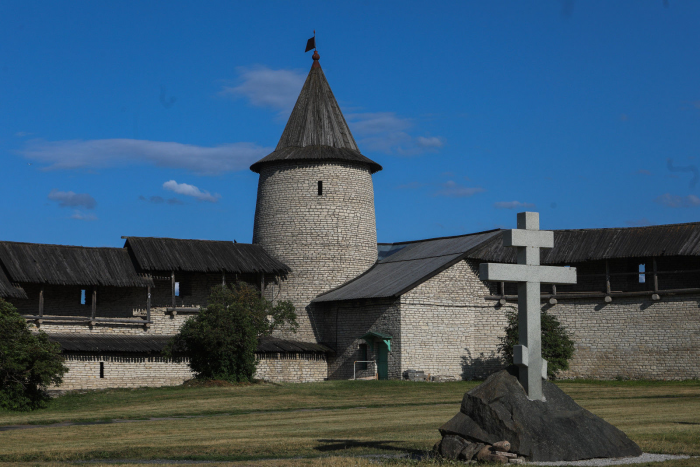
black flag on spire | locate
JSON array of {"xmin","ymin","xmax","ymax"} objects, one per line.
[{"xmin": 305, "ymin": 35, "xmax": 316, "ymax": 52}]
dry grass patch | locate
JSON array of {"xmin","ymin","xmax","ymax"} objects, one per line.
[{"xmin": 0, "ymin": 380, "xmax": 698, "ymax": 464}]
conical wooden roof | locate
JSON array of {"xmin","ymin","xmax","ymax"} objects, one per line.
[{"xmin": 250, "ymin": 54, "xmax": 382, "ymax": 174}]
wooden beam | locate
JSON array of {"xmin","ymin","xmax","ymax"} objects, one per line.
[
  {"xmin": 485, "ymin": 286, "xmax": 700, "ymax": 302},
  {"xmin": 22, "ymin": 315, "xmax": 152, "ymax": 324}
]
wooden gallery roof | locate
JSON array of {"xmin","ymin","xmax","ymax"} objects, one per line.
[
  {"xmin": 123, "ymin": 237, "xmax": 290, "ymax": 275},
  {"xmin": 250, "ymin": 52, "xmax": 382, "ymax": 174},
  {"xmin": 46, "ymin": 334, "xmax": 331, "ymax": 354},
  {"xmin": 466, "ymin": 221, "xmax": 700, "ymax": 264},
  {"xmin": 0, "ymin": 241, "xmax": 152, "ymax": 288}
]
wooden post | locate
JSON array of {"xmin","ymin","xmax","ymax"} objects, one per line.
[
  {"xmin": 222, "ymin": 271, "xmax": 226, "ymax": 288},
  {"xmin": 39, "ymin": 285, "xmax": 44, "ymax": 318},
  {"xmin": 549, "ymin": 284, "xmax": 558, "ymax": 305},
  {"xmin": 605, "ymin": 260, "xmax": 612, "ymax": 303},
  {"xmin": 652, "ymin": 258, "xmax": 660, "ymax": 300},
  {"xmin": 260, "ymin": 273, "xmax": 265, "ymax": 296},
  {"xmin": 90, "ymin": 288, "xmax": 97, "ymax": 324},
  {"xmin": 146, "ymin": 285, "xmax": 151, "ymax": 322},
  {"xmin": 171, "ymin": 271, "xmax": 176, "ymax": 309}
]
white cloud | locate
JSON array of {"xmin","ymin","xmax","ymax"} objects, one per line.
[
  {"xmin": 433, "ymin": 180, "xmax": 484, "ymax": 198},
  {"xmin": 415, "ymin": 136, "xmax": 445, "ymax": 149},
  {"xmin": 220, "ymin": 66, "xmax": 306, "ymax": 114},
  {"xmin": 48, "ymin": 189, "xmax": 96, "ymax": 209},
  {"xmin": 346, "ymin": 112, "xmax": 444, "ymax": 156},
  {"xmin": 654, "ymin": 193, "xmax": 700, "ymax": 208},
  {"xmin": 493, "ymin": 201, "xmax": 536, "ymax": 210},
  {"xmin": 21, "ymin": 139, "xmax": 270, "ymax": 175},
  {"xmin": 163, "ymin": 180, "xmax": 220, "ymax": 203},
  {"xmin": 70, "ymin": 210, "xmax": 97, "ymax": 221}
]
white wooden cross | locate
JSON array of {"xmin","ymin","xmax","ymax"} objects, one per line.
[{"xmin": 479, "ymin": 212, "xmax": 577, "ymax": 401}]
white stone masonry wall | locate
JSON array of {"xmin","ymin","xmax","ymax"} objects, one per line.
[
  {"xmin": 58, "ymin": 354, "xmax": 194, "ymax": 390},
  {"xmin": 253, "ymin": 161, "xmax": 378, "ymax": 343},
  {"xmin": 401, "ymin": 259, "xmax": 507, "ymax": 380}
]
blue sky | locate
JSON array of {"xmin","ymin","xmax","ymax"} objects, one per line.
[{"xmin": 1, "ymin": 1, "xmax": 699, "ymax": 247}]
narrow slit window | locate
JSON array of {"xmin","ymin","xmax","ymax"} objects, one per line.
[
  {"xmin": 175, "ymin": 282, "xmax": 180, "ymax": 297},
  {"xmin": 639, "ymin": 263, "xmax": 646, "ymax": 283},
  {"xmin": 99, "ymin": 362, "xmax": 104, "ymax": 378},
  {"xmin": 80, "ymin": 289, "xmax": 86, "ymax": 305},
  {"xmin": 317, "ymin": 180, "xmax": 323, "ymax": 196}
]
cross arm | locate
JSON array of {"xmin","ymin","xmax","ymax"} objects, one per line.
[
  {"xmin": 503, "ymin": 229, "xmax": 554, "ymax": 249},
  {"xmin": 479, "ymin": 263, "xmax": 577, "ymax": 284}
]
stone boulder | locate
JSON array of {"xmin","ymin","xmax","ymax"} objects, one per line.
[{"xmin": 439, "ymin": 369, "xmax": 642, "ymax": 462}]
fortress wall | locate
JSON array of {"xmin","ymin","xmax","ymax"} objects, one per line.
[
  {"xmin": 401, "ymin": 259, "xmax": 508, "ymax": 380},
  {"xmin": 548, "ymin": 295, "xmax": 700, "ymax": 380}
]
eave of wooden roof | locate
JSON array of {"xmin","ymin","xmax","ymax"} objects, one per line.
[
  {"xmin": 0, "ymin": 241, "xmax": 152, "ymax": 288},
  {"xmin": 123, "ymin": 237, "xmax": 290, "ymax": 274}
]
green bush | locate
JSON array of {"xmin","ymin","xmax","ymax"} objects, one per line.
[
  {"xmin": 498, "ymin": 308, "xmax": 575, "ymax": 380},
  {"xmin": 166, "ymin": 283, "xmax": 297, "ymax": 383},
  {"xmin": 0, "ymin": 298, "xmax": 68, "ymax": 411}
]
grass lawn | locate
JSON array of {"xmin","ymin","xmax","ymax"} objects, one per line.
[{"xmin": 0, "ymin": 380, "xmax": 698, "ymax": 466}]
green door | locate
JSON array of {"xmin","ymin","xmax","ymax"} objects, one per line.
[{"xmin": 377, "ymin": 342, "xmax": 389, "ymax": 380}]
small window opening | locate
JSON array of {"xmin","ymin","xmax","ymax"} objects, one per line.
[
  {"xmin": 317, "ymin": 180, "xmax": 323, "ymax": 196},
  {"xmin": 639, "ymin": 263, "xmax": 646, "ymax": 283},
  {"xmin": 358, "ymin": 343, "xmax": 368, "ymax": 370},
  {"xmin": 175, "ymin": 282, "xmax": 180, "ymax": 297},
  {"xmin": 80, "ymin": 289, "xmax": 86, "ymax": 305},
  {"xmin": 99, "ymin": 362, "xmax": 104, "ymax": 379}
]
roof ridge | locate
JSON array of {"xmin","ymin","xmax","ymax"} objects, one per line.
[
  {"xmin": 378, "ymin": 228, "xmax": 502, "ymax": 246},
  {"xmin": 0, "ymin": 241, "xmax": 124, "ymax": 250}
]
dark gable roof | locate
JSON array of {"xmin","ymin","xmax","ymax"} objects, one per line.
[
  {"xmin": 466, "ymin": 222, "xmax": 700, "ymax": 264},
  {"xmin": 250, "ymin": 58, "xmax": 382, "ymax": 174},
  {"xmin": 0, "ymin": 265, "xmax": 27, "ymax": 299},
  {"xmin": 46, "ymin": 334, "xmax": 331, "ymax": 354},
  {"xmin": 123, "ymin": 237, "xmax": 290, "ymax": 274},
  {"xmin": 313, "ymin": 230, "xmax": 502, "ymax": 303},
  {"xmin": 0, "ymin": 242, "xmax": 151, "ymax": 288}
]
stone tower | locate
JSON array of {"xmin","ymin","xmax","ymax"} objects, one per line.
[{"xmin": 251, "ymin": 51, "xmax": 382, "ymax": 342}]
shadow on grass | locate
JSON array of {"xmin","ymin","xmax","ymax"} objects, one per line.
[{"xmin": 315, "ymin": 439, "xmax": 423, "ymax": 456}]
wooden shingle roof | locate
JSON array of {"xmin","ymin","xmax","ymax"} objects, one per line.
[
  {"xmin": 250, "ymin": 54, "xmax": 382, "ymax": 174},
  {"xmin": 466, "ymin": 222, "xmax": 700, "ymax": 264},
  {"xmin": 0, "ymin": 265, "xmax": 26, "ymax": 299},
  {"xmin": 0, "ymin": 242, "xmax": 152, "ymax": 288},
  {"xmin": 123, "ymin": 237, "xmax": 290, "ymax": 274},
  {"xmin": 46, "ymin": 334, "xmax": 331, "ymax": 354}
]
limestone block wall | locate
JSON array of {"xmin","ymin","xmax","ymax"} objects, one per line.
[
  {"xmin": 58, "ymin": 354, "xmax": 194, "ymax": 390},
  {"xmin": 253, "ymin": 161, "xmax": 378, "ymax": 343},
  {"xmin": 255, "ymin": 353, "xmax": 327, "ymax": 383},
  {"xmin": 322, "ymin": 298, "xmax": 401, "ymax": 380},
  {"xmin": 400, "ymin": 259, "xmax": 508, "ymax": 380},
  {"xmin": 547, "ymin": 295, "xmax": 700, "ymax": 380}
]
